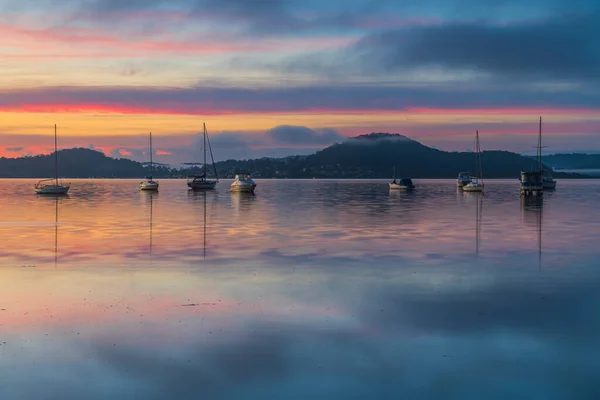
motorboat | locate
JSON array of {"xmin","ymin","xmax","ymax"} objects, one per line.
[
  {"xmin": 543, "ymin": 171, "xmax": 557, "ymax": 190},
  {"xmin": 463, "ymin": 180, "xmax": 484, "ymax": 192},
  {"xmin": 389, "ymin": 178, "xmax": 415, "ymax": 190},
  {"xmin": 230, "ymin": 173, "xmax": 257, "ymax": 193},
  {"xmin": 35, "ymin": 124, "xmax": 70, "ymax": 195},
  {"xmin": 186, "ymin": 122, "xmax": 218, "ymax": 190},
  {"xmin": 456, "ymin": 172, "xmax": 472, "ymax": 187},
  {"xmin": 140, "ymin": 177, "xmax": 159, "ymax": 191},
  {"xmin": 140, "ymin": 132, "xmax": 159, "ymax": 191},
  {"xmin": 462, "ymin": 130, "xmax": 484, "ymax": 193},
  {"xmin": 521, "ymin": 171, "xmax": 543, "ymax": 196}
]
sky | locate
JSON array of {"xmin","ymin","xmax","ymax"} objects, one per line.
[{"xmin": 0, "ymin": 0, "xmax": 599, "ymax": 164}]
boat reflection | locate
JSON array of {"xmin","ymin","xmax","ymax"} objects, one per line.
[
  {"xmin": 142, "ymin": 191, "xmax": 158, "ymax": 257},
  {"xmin": 231, "ymin": 191, "xmax": 256, "ymax": 214},
  {"xmin": 476, "ymin": 193, "xmax": 483, "ymax": 257},
  {"xmin": 37, "ymin": 194, "xmax": 69, "ymax": 267},
  {"xmin": 521, "ymin": 196, "xmax": 543, "ymax": 270},
  {"xmin": 187, "ymin": 190, "xmax": 214, "ymax": 258}
]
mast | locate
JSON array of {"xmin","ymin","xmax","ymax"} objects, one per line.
[
  {"xmin": 203, "ymin": 123, "xmax": 207, "ymax": 177},
  {"xmin": 476, "ymin": 130, "xmax": 483, "ymax": 183},
  {"xmin": 205, "ymin": 124, "xmax": 218, "ymax": 180},
  {"xmin": 538, "ymin": 117, "xmax": 544, "ymax": 172},
  {"xmin": 54, "ymin": 124, "xmax": 58, "ymax": 184},
  {"xmin": 538, "ymin": 116, "xmax": 543, "ymax": 173},
  {"xmin": 149, "ymin": 132, "xmax": 153, "ymax": 176}
]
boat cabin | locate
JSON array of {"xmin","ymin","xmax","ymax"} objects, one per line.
[
  {"xmin": 399, "ymin": 178, "xmax": 415, "ymax": 188},
  {"xmin": 520, "ymin": 171, "xmax": 543, "ymax": 195},
  {"xmin": 521, "ymin": 171, "xmax": 542, "ymax": 186}
]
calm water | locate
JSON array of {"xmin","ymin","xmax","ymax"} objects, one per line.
[{"xmin": 1, "ymin": 179, "xmax": 600, "ymax": 399}]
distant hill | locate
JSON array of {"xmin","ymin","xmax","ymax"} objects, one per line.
[
  {"xmin": 0, "ymin": 135, "xmax": 584, "ymax": 178},
  {"xmin": 542, "ymin": 154, "xmax": 600, "ymax": 170},
  {"xmin": 213, "ymin": 133, "xmax": 578, "ymax": 179},
  {"xmin": 0, "ymin": 148, "xmax": 170, "ymax": 178}
]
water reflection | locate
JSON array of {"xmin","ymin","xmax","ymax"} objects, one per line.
[
  {"xmin": 521, "ymin": 196, "xmax": 543, "ymax": 270},
  {"xmin": 1, "ymin": 179, "xmax": 600, "ymax": 399}
]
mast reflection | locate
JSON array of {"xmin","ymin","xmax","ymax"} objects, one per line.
[{"xmin": 521, "ymin": 196, "xmax": 543, "ymax": 270}]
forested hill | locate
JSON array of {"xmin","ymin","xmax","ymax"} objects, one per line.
[
  {"xmin": 0, "ymin": 135, "xmax": 582, "ymax": 178},
  {"xmin": 213, "ymin": 133, "xmax": 575, "ymax": 179},
  {"xmin": 0, "ymin": 148, "xmax": 171, "ymax": 178}
]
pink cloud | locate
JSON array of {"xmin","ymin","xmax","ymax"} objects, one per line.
[{"xmin": 0, "ymin": 22, "xmax": 356, "ymax": 59}]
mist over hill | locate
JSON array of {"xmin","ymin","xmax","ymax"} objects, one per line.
[{"xmin": 0, "ymin": 134, "xmax": 582, "ymax": 179}]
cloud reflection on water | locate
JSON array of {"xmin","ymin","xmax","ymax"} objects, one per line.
[{"xmin": 1, "ymin": 179, "xmax": 600, "ymax": 399}]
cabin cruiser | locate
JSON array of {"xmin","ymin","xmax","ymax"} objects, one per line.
[
  {"xmin": 520, "ymin": 171, "xmax": 543, "ymax": 196},
  {"xmin": 389, "ymin": 178, "xmax": 415, "ymax": 190},
  {"xmin": 140, "ymin": 177, "xmax": 159, "ymax": 191},
  {"xmin": 463, "ymin": 179, "xmax": 484, "ymax": 192},
  {"xmin": 456, "ymin": 172, "xmax": 472, "ymax": 187},
  {"xmin": 542, "ymin": 171, "xmax": 556, "ymax": 190},
  {"xmin": 230, "ymin": 173, "xmax": 257, "ymax": 193}
]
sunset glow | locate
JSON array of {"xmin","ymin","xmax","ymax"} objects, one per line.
[{"xmin": 1, "ymin": 0, "xmax": 599, "ymax": 162}]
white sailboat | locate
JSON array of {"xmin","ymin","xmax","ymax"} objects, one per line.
[
  {"xmin": 140, "ymin": 132, "xmax": 159, "ymax": 191},
  {"xmin": 389, "ymin": 167, "xmax": 415, "ymax": 190},
  {"xmin": 34, "ymin": 125, "xmax": 70, "ymax": 195},
  {"xmin": 186, "ymin": 123, "xmax": 218, "ymax": 190},
  {"xmin": 463, "ymin": 130, "xmax": 484, "ymax": 192}
]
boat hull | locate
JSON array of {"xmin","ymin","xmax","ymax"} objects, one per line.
[
  {"xmin": 462, "ymin": 184, "xmax": 484, "ymax": 192},
  {"xmin": 187, "ymin": 180, "xmax": 217, "ymax": 190},
  {"xmin": 35, "ymin": 185, "xmax": 70, "ymax": 195},
  {"xmin": 230, "ymin": 183, "xmax": 256, "ymax": 193},
  {"xmin": 389, "ymin": 183, "xmax": 414, "ymax": 190},
  {"xmin": 521, "ymin": 186, "xmax": 543, "ymax": 196},
  {"xmin": 456, "ymin": 181, "xmax": 470, "ymax": 187},
  {"xmin": 543, "ymin": 181, "xmax": 557, "ymax": 190},
  {"xmin": 140, "ymin": 181, "xmax": 159, "ymax": 191}
]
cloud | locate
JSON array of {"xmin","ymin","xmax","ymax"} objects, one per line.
[
  {"xmin": 266, "ymin": 125, "xmax": 344, "ymax": 146},
  {"xmin": 1, "ymin": 83, "xmax": 599, "ymax": 115},
  {"xmin": 354, "ymin": 12, "xmax": 600, "ymax": 81},
  {"xmin": 5, "ymin": 147, "xmax": 24, "ymax": 152}
]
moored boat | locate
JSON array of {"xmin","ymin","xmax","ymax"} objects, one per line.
[
  {"xmin": 140, "ymin": 132, "xmax": 159, "ymax": 191},
  {"xmin": 35, "ymin": 125, "xmax": 70, "ymax": 195},
  {"xmin": 543, "ymin": 171, "xmax": 557, "ymax": 190},
  {"xmin": 456, "ymin": 172, "xmax": 472, "ymax": 187},
  {"xmin": 462, "ymin": 130, "xmax": 484, "ymax": 193},
  {"xmin": 186, "ymin": 122, "xmax": 219, "ymax": 190},
  {"xmin": 389, "ymin": 178, "xmax": 415, "ymax": 190},
  {"xmin": 521, "ymin": 117, "xmax": 547, "ymax": 196},
  {"xmin": 230, "ymin": 173, "xmax": 257, "ymax": 193}
]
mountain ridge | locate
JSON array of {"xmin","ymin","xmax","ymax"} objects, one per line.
[{"xmin": 0, "ymin": 134, "xmax": 586, "ymax": 178}]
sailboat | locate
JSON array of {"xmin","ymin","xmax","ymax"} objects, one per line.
[
  {"xmin": 140, "ymin": 132, "xmax": 159, "ymax": 191},
  {"xmin": 520, "ymin": 118, "xmax": 545, "ymax": 196},
  {"xmin": 34, "ymin": 125, "xmax": 70, "ymax": 194},
  {"xmin": 389, "ymin": 166, "xmax": 415, "ymax": 190},
  {"xmin": 463, "ymin": 130, "xmax": 484, "ymax": 192},
  {"xmin": 539, "ymin": 117, "xmax": 557, "ymax": 190},
  {"xmin": 187, "ymin": 123, "xmax": 219, "ymax": 190}
]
